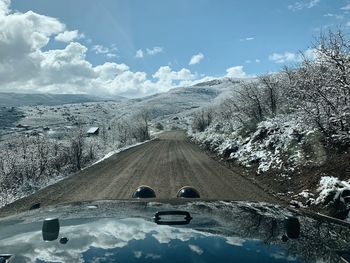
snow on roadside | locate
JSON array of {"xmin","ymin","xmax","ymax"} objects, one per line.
[
  {"xmin": 189, "ymin": 114, "xmax": 314, "ymax": 175},
  {"xmin": 90, "ymin": 131, "xmax": 163, "ymax": 167},
  {"xmin": 150, "ymin": 130, "xmax": 164, "ymax": 136},
  {"xmin": 89, "ymin": 139, "xmax": 152, "ymax": 167}
]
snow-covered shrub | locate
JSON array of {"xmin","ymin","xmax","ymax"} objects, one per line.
[
  {"xmin": 190, "ymin": 114, "xmax": 319, "ymax": 174},
  {"xmin": 315, "ymin": 176, "xmax": 350, "ymax": 205},
  {"xmin": 233, "ymin": 115, "xmax": 314, "ymax": 173},
  {"xmin": 0, "ymin": 136, "xmax": 73, "ymax": 205},
  {"xmin": 314, "ymin": 176, "xmax": 350, "ymax": 219},
  {"xmin": 192, "ymin": 109, "xmax": 213, "ymax": 132}
]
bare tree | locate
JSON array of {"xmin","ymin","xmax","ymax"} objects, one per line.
[
  {"xmin": 115, "ymin": 120, "xmax": 131, "ymax": 146},
  {"xmin": 192, "ymin": 108, "xmax": 213, "ymax": 132},
  {"xmin": 70, "ymin": 126, "xmax": 85, "ymax": 171},
  {"xmin": 259, "ymin": 75, "xmax": 280, "ymax": 116},
  {"xmin": 130, "ymin": 110, "xmax": 151, "ymax": 142}
]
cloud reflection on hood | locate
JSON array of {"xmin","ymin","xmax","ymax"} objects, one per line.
[{"xmin": 0, "ymin": 217, "xmax": 244, "ymax": 263}]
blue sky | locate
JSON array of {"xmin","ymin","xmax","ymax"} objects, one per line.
[{"xmin": 1, "ymin": 0, "xmax": 350, "ymax": 97}]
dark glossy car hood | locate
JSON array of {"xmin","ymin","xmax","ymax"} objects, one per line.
[{"xmin": 0, "ymin": 200, "xmax": 349, "ymax": 262}]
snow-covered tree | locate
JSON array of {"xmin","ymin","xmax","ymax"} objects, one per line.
[{"xmin": 284, "ymin": 30, "xmax": 350, "ymax": 144}]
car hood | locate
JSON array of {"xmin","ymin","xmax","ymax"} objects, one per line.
[{"xmin": 0, "ymin": 200, "xmax": 349, "ymax": 262}]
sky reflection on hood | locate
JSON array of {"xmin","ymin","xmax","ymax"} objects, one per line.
[{"xmin": 0, "ymin": 217, "xmax": 301, "ymax": 263}]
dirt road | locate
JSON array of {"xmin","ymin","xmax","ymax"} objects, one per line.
[{"xmin": 0, "ymin": 131, "xmax": 277, "ymax": 216}]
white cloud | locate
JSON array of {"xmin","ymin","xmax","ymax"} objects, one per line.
[
  {"xmin": 0, "ymin": 2, "xmax": 141, "ymax": 97},
  {"xmin": 93, "ymin": 45, "xmax": 108, "ymax": 54},
  {"xmin": 341, "ymin": 3, "xmax": 350, "ymax": 10},
  {"xmin": 245, "ymin": 59, "xmax": 260, "ymax": 64},
  {"xmin": 189, "ymin": 52, "xmax": 204, "ymax": 65},
  {"xmin": 240, "ymin": 37, "xmax": 255, "ymax": 42},
  {"xmin": 269, "ymin": 48, "xmax": 317, "ymax": 64},
  {"xmin": 153, "ymin": 66, "xmax": 196, "ymax": 88},
  {"xmin": 92, "ymin": 45, "xmax": 111, "ymax": 54},
  {"xmin": 146, "ymin": 46, "xmax": 163, "ymax": 55},
  {"xmin": 135, "ymin": 46, "xmax": 163, "ymax": 58},
  {"xmin": 225, "ymin": 66, "xmax": 249, "ymax": 78},
  {"xmin": 0, "ymin": 1, "xmax": 198, "ymax": 98},
  {"xmin": 288, "ymin": 0, "xmax": 320, "ymax": 11},
  {"xmin": 0, "ymin": 0, "xmax": 10, "ymax": 15},
  {"xmin": 324, "ymin": 13, "xmax": 344, "ymax": 19},
  {"xmin": 91, "ymin": 44, "xmax": 118, "ymax": 59},
  {"xmin": 0, "ymin": 4, "xmax": 65, "ymax": 85},
  {"xmin": 0, "ymin": 10, "xmax": 64, "ymax": 58},
  {"xmin": 269, "ymin": 52, "xmax": 302, "ymax": 63},
  {"xmin": 38, "ymin": 42, "xmax": 95, "ymax": 86},
  {"xmin": 55, "ymin": 30, "xmax": 84, "ymax": 43},
  {"xmin": 135, "ymin": 49, "xmax": 144, "ymax": 58},
  {"xmin": 106, "ymin": 53, "xmax": 117, "ymax": 59},
  {"xmin": 93, "ymin": 62, "xmax": 129, "ymax": 80}
]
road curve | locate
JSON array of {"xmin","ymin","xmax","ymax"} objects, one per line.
[{"xmin": 0, "ymin": 131, "xmax": 277, "ymax": 216}]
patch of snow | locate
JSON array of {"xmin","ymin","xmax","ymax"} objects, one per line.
[
  {"xmin": 279, "ymin": 173, "xmax": 291, "ymax": 180},
  {"xmin": 298, "ymin": 190, "xmax": 314, "ymax": 198},
  {"xmin": 315, "ymin": 176, "xmax": 350, "ymax": 205},
  {"xmin": 90, "ymin": 140, "xmax": 152, "ymax": 166},
  {"xmin": 150, "ymin": 130, "xmax": 164, "ymax": 136},
  {"xmin": 290, "ymin": 200, "xmax": 306, "ymax": 208}
]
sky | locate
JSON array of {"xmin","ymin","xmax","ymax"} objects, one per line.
[{"xmin": 0, "ymin": 0, "xmax": 349, "ymax": 98}]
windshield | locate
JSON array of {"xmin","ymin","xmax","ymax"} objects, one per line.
[{"xmin": 0, "ymin": 0, "xmax": 350, "ymax": 262}]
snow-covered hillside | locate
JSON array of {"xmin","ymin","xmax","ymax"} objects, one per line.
[{"xmin": 130, "ymin": 77, "xmax": 245, "ymax": 119}]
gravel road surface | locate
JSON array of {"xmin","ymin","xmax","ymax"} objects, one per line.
[{"xmin": 0, "ymin": 131, "xmax": 277, "ymax": 217}]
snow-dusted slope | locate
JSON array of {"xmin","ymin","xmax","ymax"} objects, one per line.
[{"xmin": 128, "ymin": 77, "xmax": 248, "ymax": 119}]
